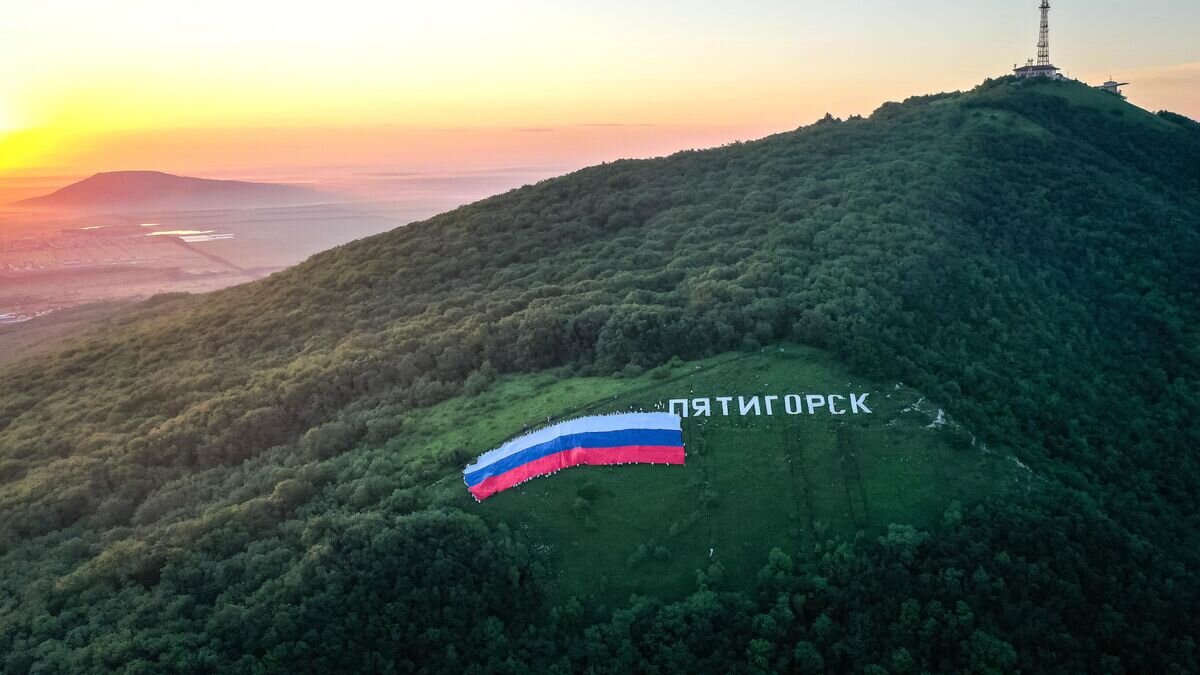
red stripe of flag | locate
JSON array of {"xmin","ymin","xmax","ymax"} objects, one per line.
[{"xmin": 468, "ymin": 445, "xmax": 685, "ymax": 501}]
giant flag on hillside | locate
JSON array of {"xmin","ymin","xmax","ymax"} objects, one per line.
[{"xmin": 463, "ymin": 412, "xmax": 685, "ymax": 501}]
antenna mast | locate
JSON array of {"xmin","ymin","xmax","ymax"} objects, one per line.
[{"xmin": 1037, "ymin": 1, "xmax": 1051, "ymax": 66}]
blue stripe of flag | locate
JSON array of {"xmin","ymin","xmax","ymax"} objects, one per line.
[{"xmin": 463, "ymin": 428, "xmax": 684, "ymax": 487}]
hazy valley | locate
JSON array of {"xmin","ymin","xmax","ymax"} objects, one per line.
[{"xmin": 0, "ymin": 168, "xmax": 553, "ymax": 340}]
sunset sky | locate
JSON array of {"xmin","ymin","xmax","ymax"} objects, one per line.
[{"xmin": 1, "ymin": 0, "xmax": 1197, "ymax": 196}]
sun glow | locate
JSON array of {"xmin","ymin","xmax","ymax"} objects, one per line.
[
  {"xmin": 0, "ymin": 128, "xmax": 52, "ymax": 174},
  {"xmin": 0, "ymin": 1, "xmax": 1197, "ymax": 177}
]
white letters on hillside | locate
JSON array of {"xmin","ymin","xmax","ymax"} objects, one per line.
[{"xmin": 667, "ymin": 393, "xmax": 873, "ymax": 418}]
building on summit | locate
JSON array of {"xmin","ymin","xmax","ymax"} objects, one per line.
[
  {"xmin": 1013, "ymin": 1, "xmax": 1063, "ymax": 80},
  {"xmin": 1009, "ymin": 2, "xmax": 1133, "ymax": 98},
  {"xmin": 1096, "ymin": 79, "xmax": 1130, "ymax": 99}
]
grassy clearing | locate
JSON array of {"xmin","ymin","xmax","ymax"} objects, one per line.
[{"xmin": 394, "ymin": 345, "xmax": 1030, "ymax": 603}]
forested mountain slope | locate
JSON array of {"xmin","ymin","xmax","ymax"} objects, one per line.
[{"xmin": 1, "ymin": 77, "xmax": 1199, "ymax": 673}]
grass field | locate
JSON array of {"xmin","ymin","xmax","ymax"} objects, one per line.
[{"xmin": 393, "ymin": 345, "xmax": 1032, "ymax": 603}]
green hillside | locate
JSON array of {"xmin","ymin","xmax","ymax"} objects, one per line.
[
  {"xmin": 1, "ymin": 77, "xmax": 1199, "ymax": 673},
  {"xmin": 411, "ymin": 347, "xmax": 1025, "ymax": 603}
]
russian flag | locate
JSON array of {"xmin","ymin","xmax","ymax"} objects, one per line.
[{"xmin": 463, "ymin": 412, "xmax": 685, "ymax": 501}]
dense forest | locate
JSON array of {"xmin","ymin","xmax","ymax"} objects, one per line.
[{"xmin": 1, "ymin": 77, "xmax": 1199, "ymax": 672}]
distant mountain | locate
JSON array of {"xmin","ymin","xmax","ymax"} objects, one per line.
[{"xmin": 12, "ymin": 170, "xmax": 337, "ymax": 212}]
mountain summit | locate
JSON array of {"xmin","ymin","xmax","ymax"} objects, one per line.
[
  {"xmin": 1, "ymin": 78, "xmax": 1199, "ymax": 672},
  {"xmin": 12, "ymin": 170, "xmax": 336, "ymax": 212}
]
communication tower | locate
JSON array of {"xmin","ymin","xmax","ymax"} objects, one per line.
[{"xmin": 1014, "ymin": 1, "xmax": 1063, "ymax": 79}]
